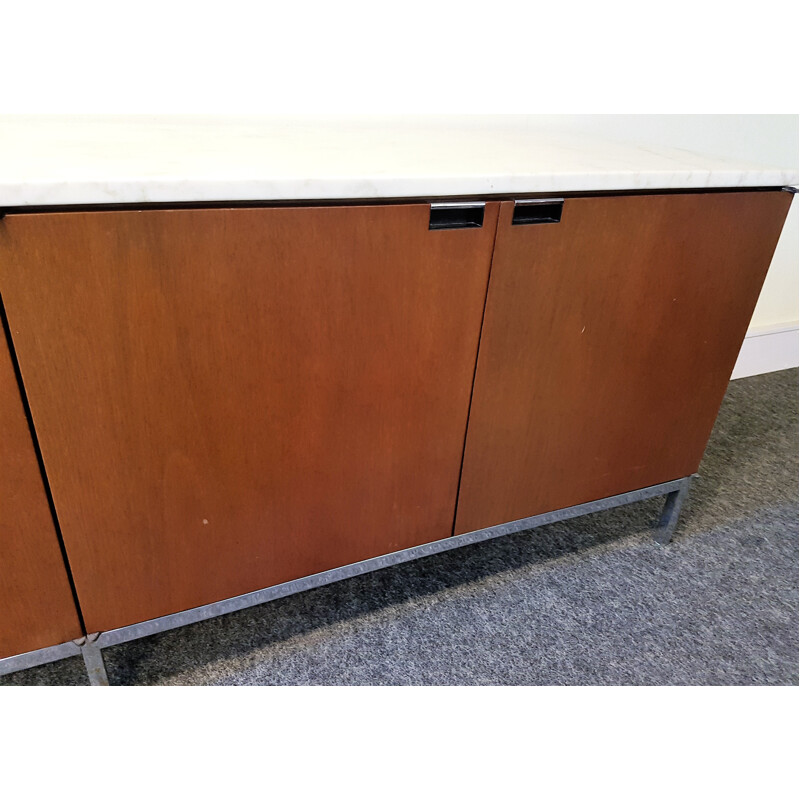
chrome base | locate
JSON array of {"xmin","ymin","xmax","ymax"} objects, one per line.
[
  {"xmin": 654, "ymin": 479, "xmax": 692, "ymax": 545},
  {"xmin": 0, "ymin": 474, "xmax": 694, "ymax": 685},
  {"xmin": 79, "ymin": 633, "xmax": 109, "ymax": 686}
]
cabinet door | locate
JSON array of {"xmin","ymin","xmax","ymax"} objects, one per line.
[
  {"xmin": 1, "ymin": 327, "xmax": 83, "ymax": 658},
  {"xmin": 455, "ymin": 191, "xmax": 792, "ymax": 535},
  {"xmin": 0, "ymin": 204, "xmax": 499, "ymax": 631}
]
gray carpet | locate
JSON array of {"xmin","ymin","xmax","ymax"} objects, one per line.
[{"xmin": 3, "ymin": 368, "xmax": 797, "ymax": 686}]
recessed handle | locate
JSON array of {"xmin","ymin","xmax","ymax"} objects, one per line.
[
  {"xmin": 429, "ymin": 202, "xmax": 485, "ymax": 230},
  {"xmin": 512, "ymin": 199, "xmax": 563, "ymax": 225}
]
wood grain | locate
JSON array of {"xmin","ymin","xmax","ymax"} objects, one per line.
[
  {"xmin": 455, "ymin": 191, "xmax": 793, "ymax": 534},
  {"xmin": 0, "ymin": 324, "xmax": 82, "ymax": 658},
  {"xmin": 0, "ymin": 203, "xmax": 500, "ymax": 631}
]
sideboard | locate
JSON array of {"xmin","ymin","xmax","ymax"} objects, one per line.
[{"xmin": 0, "ymin": 117, "xmax": 796, "ymax": 684}]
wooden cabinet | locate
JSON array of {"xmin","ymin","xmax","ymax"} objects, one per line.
[
  {"xmin": 455, "ymin": 192, "xmax": 793, "ymax": 534},
  {"xmin": 0, "ymin": 190, "xmax": 792, "ymax": 671},
  {"xmin": 0, "ymin": 203, "xmax": 500, "ymax": 632},
  {"xmin": 0, "ymin": 326, "xmax": 83, "ymax": 658}
]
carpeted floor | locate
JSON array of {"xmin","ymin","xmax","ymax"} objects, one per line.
[{"xmin": 3, "ymin": 368, "xmax": 797, "ymax": 686}]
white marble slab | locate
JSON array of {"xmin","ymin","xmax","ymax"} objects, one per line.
[{"xmin": 0, "ymin": 115, "xmax": 797, "ymax": 207}]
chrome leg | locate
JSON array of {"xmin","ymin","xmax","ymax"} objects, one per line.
[
  {"xmin": 654, "ymin": 477, "xmax": 692, "ymax": 545},
  {"xmin": 77, "ymin": 633, "xmax": 109, "ymax": 686}
]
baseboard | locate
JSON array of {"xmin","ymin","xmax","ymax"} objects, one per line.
[{"xmin": 731, "ymin": 323, "xmax": 799, "ymax": 379}]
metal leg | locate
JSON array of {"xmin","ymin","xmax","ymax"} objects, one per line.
[
  {"xmin": 76, "ymin": 633, "xmax": 109, "ymax": 686},
  {"xmin": 653, "ymin": 477, "xmax": 692, "ymax": 545}
]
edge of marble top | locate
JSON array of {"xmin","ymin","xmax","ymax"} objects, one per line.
[
  {"xmin": 2, "ymin": 173, "xmax": 797, "ymax": 209},
  {"xmin": 0, "ymin": 116, "xmax": 797, "ymax": 207}
]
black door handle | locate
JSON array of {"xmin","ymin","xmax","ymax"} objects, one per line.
[
  {"xmin": 512, "ymin": 199, "xmax": 563, "ymax": 225},
  {"xmin": 429, "ymin": 202, "xmax": 485, "ymax": 230}
]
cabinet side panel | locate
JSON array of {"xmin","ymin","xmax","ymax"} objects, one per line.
[
  {"xmin": 0, "ymin": 323, "xmax": 83, "ymax": 658},
  {"xmin": 0, "ymin": 204, "xmax": 499, "ymax": 631},
  {"xmin": 456, "ymin": 192, "xmax": 793, "ymax": 534}
]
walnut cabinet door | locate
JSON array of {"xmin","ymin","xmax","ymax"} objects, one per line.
[
  {"xmin": 1, "ymin": 326, "xmax": 83, "ymax": 658},
  {"xmin": 455, "ymin": 191, "xmax": 793, "ymax": 535},
  {"xmin": 0, "ymin": 203, "xmax": 500, "ymax": 632}
]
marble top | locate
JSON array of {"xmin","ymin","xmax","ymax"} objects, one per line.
[{"xmin": 0, "ymin": 115, "xmax": 797, "ymax": 207}]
